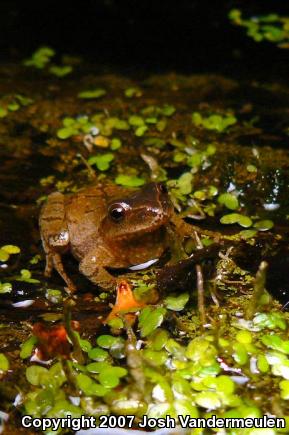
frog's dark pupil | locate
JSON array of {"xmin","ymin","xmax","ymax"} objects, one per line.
[
  {"xmin": 110, "ymin": 206, "xmax": 125, "ymax": 222},
  {"xmin": 159, "ymin": 183, "xmax": 167, "ymax": 194}
]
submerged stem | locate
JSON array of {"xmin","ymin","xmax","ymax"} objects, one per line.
[{"xmin": 246, "ymin": 261, "xmax": 268, "ymax": 320}]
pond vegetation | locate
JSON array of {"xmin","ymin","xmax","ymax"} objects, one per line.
[{"xmin": 0, "ymin": 45, "xmax": 289, "ymax": 434}]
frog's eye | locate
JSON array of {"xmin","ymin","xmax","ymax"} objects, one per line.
[
  {"xmin": 158, "ymin": 183, "xmax": 168, "ymax": 194},
  {"xmin": 109, "ymin": 205, "xmax": 125, "ymax": 222}
]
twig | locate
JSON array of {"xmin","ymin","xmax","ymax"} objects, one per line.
[
  {"xmin": 245, "ymin": 261, "xmax": 268, "ymax": 320},
  {"xmin": 63, "ymin": 299, "xmax": 85, "ymax": 364}
]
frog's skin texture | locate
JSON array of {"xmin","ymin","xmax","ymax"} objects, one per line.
[{"xmin": 39, "ymin": 183, "xmax": 174, "ymax": 293}]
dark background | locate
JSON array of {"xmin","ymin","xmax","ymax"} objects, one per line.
[{"xmin": 0, "ymin": 0, "xmax": 288, "ymax": 78}]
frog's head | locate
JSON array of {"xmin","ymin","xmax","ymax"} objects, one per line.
[{"xmin": 100, "ymin": 182, "xmax": 173, "ymax": 241}]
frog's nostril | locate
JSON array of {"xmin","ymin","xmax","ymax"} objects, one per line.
[{"xmin": 158, "ymin": 183, "xmax": 168, "ymax": 194}]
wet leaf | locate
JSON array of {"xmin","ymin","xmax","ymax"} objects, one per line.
[
  {"xmin": 1, "ymin": 245, "xmax": 21, "ymax": 254},
  {"xmin": 49, "ymin": 65, "xmax": 73, "ymax": 77},
  {"xmin": 195, "ymin": 391, "xmax": 221, "ymax": 409},
  {"xmin": 0, "ymin": 353, "xmax": 9, "ymax": 372},
  {"xmin": 218, "ymin": 193, "xmax": 239, "ymax": 210},
  {"xmin": 88, "ymin": 153, "xmax": 114, "ymax": 171},
  {"xmin": 88, "ymin": 347, "xmax": 108, "ymax": 362},
  {"xmin": 76, "ymin": 373, "xmax": 108, "ymax": 396},
  {"xmin": 96, "ymin": 335, "xmax": 118, "ymax": 349},
  {"xmin": 26, "ymin": 365, "xmax": 49, "ymax": 386},
  {"xmin": 139, "ymin": 307, "xmax": 167, "ymax": 337},
  {"xmin": 20, "ymin": 336, "xmax": 38, "ymax": 359},
  {"xmin": 0, "ymin": 249, "xmax": 9, "ymax": 262},
  {"xmin": 78, "ymin": 88, "xmax": 106, "ymax": 99},
  {"xmin": 253, "ymin": 220, "xmax": 274, "ymax": 231},
  {"xmin": 115, "ymin": 175, "xmax": 145, "ymax": 187},
  {"xmin": 0, "ymin": 282, "xmax": 12, "ymax": 294},
  {"xmin": 164, "ymin": 293, "xmax": 189, "ymax": 311},
  {"xmin": 220, "ymin": 213, "xmax": 252, "ymax": 228}
]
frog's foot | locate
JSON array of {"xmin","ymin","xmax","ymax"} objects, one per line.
[
  {"xmin": 52, "ymin": 253, "xmax": 77, "ymax": 294},
  {"xmin": 79, "ymin": 248, "xmax": 117, "ymax": 290},
  {"xmin": 105, "ymin": 279, "xmax": 145, "ymax": 322}
]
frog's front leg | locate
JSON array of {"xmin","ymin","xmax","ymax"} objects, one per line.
[
  {"xmin": 40, "ymin": 192, "xmax": 76, "ymax": 293},
  {"xmin": 79, "ymin": 245, "xmax": 117, "ymax": 290}
]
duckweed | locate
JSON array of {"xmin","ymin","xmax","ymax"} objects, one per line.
[
  {"xmin": 23, "ymin": 46, "xmax": 55, "ymax": 68},
  {"xmin": 0, "ymin": 282, "xmax": 12, "ymax": 294},
  {"xmin": 115, "ymin": 174, "xmax": 145, "ymax": 187},
  {"xmin": 229, "ymin": 9, "xmax": 289, "ymax": 47},
  {"xmin": 253, "ymin": 220, "xmax": 274, "ymax": 231},
  {"xmin": 220, "ymin": 213, "xmax": 252, "ymax": 228},
  {"xmin": 218, "ymin": 192, "xmax": 239, "ymax": 210},
  {"xmin": 139, "ymin": 307, "xmax": 166, "ymax": 337},
  {"xmin": 164, "ymin": 292, "xmax": 189, "ymax": 311},
  {"xmin": 0, "ymin": 353, "xmax": 9, "ymax": 372},
  {"xmin": 78, "ymin": 88, "xmax": 107, "ymax": 99},
  {"xmin": 88, "ymin": 153, "xmax": 114, "ymax": 171},
  {"xmin": 20, "ymin": 336, "xmax": 38, "ymax": 359},
  {"xmin": 49, "ymin": 65, "xmax": 73, "ymax": 77},
  {"xmin": 192, "ymin": 112, "xmax": 237, "ymax": 132}
]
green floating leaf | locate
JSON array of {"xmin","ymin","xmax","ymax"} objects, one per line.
[
  {"xmin": 232, "ymin": 342, "xmax": 248, "ymax": 365},
  {"xmin": 8, "ymin": 102, "xmax": 20, "ymax": 111},
  {"xmin": 1, "ymin": 245, "xmax": 20, "ymax": 254},
  {"xmin": 161, "ymin": 104, "xmax": 176, "ymax": 116},
  {"xmin": 20, "ymin": 336, "xmax": 38, "ymax": 359},
  {"xmin": 164, "ymin": 293, "xmax": 189, "ymax": 311},
  {"xmin": 128, "ymin": 115, "xmax": 145, "ymax": 127},
  {"xmin": 0, "ymin": 353, "xmax": 9, "ymax": 372},
  {"xmin": 177, "ymin": 172, "xmax": 193, "ymax": 195},
  {"xmin": 23, "ymin": 46, "xmax": 55, "ymax": 69},
  {"xmin": 96, "ymin": 335, "xmax": 118, "ymax": 349},
  {"xmin": 280, "ymin": 380, "xmax": 289, "ymax": 400},
  {"xmin": 253, "ymin": 220, "xmax": 274, "ymax": 231},
  {"xmin": 124, "ymin": 87, "xmax": 142, "ymax": 98},
  {"xmin": 239, "ymin": 229, "xmax": 257, "ymax": 239},
  {"xmin": 0, "ymin": 282, "xmax": 12, "ymax": 294},
  {"xmin": 220, "ymin": 213, "xmax": 252, "ymax": 228},
  {"xmin": 49, "ymin": 65, "xmax": 73, "ymax": 77},
  {"xmin": 135, "ymin": 125, "xmax": 148, "ymax": 136},
  {"xmin": 0, "ymin": 249, "xmax": 9, "ymax": 262},
  {"xmin": 74, "ymin": 332, "xmax": 92, "ymax": 353},
  {"xmin": 192, "ymin": 112, "xmax": 237, "ymax": 132},
  {"xmin": 110, "ymin": 137, "xmax": 122, "ymax": 150},
  {"xmin": 149, "ymin": 329, "xmax": 169, "ymax": 351},
  {"xmin": 26, "ymin": 365, "xmax": 49, "ymax": 386},
  {"xmin": 76, "ymin": 373, "xmax": 107, "ymax": 396},
  {"xmin": 195, "ymin": 391, "xmax": 221, "ymax": 409},
  {"xmin": 139, "ymin": 307, "xmax": 167, "ymax": 337},
  {"xmin": 253, "ymin": 313, "xmax": 287, "ymax": 331},
  {"xmin": 98, "ymin": 366, "xmax": 127, "ymax": 388},
  {"xmin": 262, "ymin": 334, "xmax": 289, "ymax": 354},
  {"xmin": 88, "ymin": 347, "xmax": 108, "ymax": 362},
  {"xmin": 0, "ymin": 107, "xmax": 8, "ymax": 118},
  {"xmin": 78, "ymin": 88, "xmax": 107, "ymax": 99},
  {"xmin": 88, "ymin": 153, "xmax": 114, "ymax": 171},
  {"xmin": 236, "ymin": 330, "xmax": 252, "ymax": 344},
  {"xmin": 218, "ymin": 193, "xmax": 239, "ymax": 210},
  {"xmin": 57, "ymin": 127, "xmax": 77, "ymax": 139},
  {"xmin": 247, "ymin": 164, "xmax": 257, "ymax": 173},
  {"xmin": 46, "ymin": 288, "xmax": 63, "ymax": 304},
  {"xmin": 115, "ymin": 175, "xmax": 145, "ymax": 187},
  {"xmin": 143, "ymin": 349, "xmax": 168, "ymax": 366}
]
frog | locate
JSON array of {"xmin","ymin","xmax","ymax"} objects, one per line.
[{"xmin": 39, "ymin": 182, "xmax": 178, "ymax": 293}]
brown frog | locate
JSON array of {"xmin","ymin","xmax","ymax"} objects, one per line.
[{"xmin": 39, "ymin": 182, "xmax": 176, "ymax": 293}]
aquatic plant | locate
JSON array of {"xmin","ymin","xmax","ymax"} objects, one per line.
[{"xmin": 229, "ymin": 10, "xmax": 289, "ymax": 48}]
